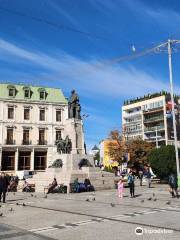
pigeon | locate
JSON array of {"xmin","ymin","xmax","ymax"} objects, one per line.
[
  {"xmin": 31, "ymin": 194, "xmax": 33, "ymax": 197},
  {"xmin": 0, "ymin": 213, "xmax": 3, "ymax": 217},
  {"xmin": 148, "ymin": 197, "xmax": 152, "ymax": 201},
  {"xmin": 92, "ymin": 197, "xmax": 96, "ymax": 201},
  {"xmin": 34, "ymin": 195, "xmax": 37, "ymax": 198},
  {"xmin": 22, "ymin": 203, "xmax": 26, "ymax": 206},
  {"xmin": 86, "ymin": 198, "xmax": 90, "ymax": 202},
  {"xmin": 16, "ymin": 203, "xmax": 19, "ymax": 205},
  {"xmin": 153, "ymin": 198, "xmax": 157, "ymax": 202},
  {"xmin": 141, "ymin": 199, "xmax": 144, "ymax": 203},
  {"xmin": 166, "ymin": 201, "xmax": 171, "ymax": 205},
  {"xmin": 44, "ymin": 195, "xmax": 47, "ymax": 199},
  {"xmin": 110, "ymin": 203, "xmax": 115, "ymax": 207},
  {"xmin": 153, "ymin": 193, "xmax": 155, "ymax": 197},
  {"xmin": 13, "ymin": 192, "xmax": 16, "ymax": 196},
  {"xmin": 9, "ymin": 207, "xmax": 13, "ymax": 211}
]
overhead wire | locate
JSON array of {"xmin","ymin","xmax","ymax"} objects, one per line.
[{"xmin": 0, "ymin": 5, "xmax": 106, "ymax": 40}]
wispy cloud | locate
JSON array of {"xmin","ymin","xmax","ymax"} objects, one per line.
[
  {"xmin": 0, "ymin": 38, "xmax": 173, "ymax": 99},
  {"xmin": 122, "ymin": 0, "xmax": 180, "ymax": 34},
  {"xmin": 46, "ymin": 0, "xmax": 80, "ymax": 29}
]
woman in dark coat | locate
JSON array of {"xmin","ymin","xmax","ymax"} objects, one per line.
[{"xmin": 0, "ymin": 172, "xmax": 9, "ymax": 203}]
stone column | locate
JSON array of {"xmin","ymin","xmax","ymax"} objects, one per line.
[
  {"xmin": 0, "ymin": 149, "xmax": 2, "ymax": 171},
  {"xmin": 15, "ymin": 148, "xmax": 18, "ymax": 172},
  {"xmin": 30, "ymin": 149, "xmax": 34, "ymax": 171}
]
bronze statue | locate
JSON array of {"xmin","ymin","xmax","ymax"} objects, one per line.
[
  {"xmin": 68, "ymin": 90, "xmax": 81, "ymax": 119},
  {"xmin": 56, "ymin": 135, "xmax": 72, "ymax": 154}
]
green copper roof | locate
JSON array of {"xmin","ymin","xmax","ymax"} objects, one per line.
[{"xmin": 0, "ymin": 83, "xmax": 68, "ymax": 104}]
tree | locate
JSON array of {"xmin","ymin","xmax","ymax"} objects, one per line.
[
  {"xmin": 148, "ymin": 145, "xmax": 178, "ymax": 180},
  {"xmin": 93, "ymin": 151, "xmax": 100, "ymax": 163},
  {"xmin": 127, "ymin": 139, "xmax": 153, "ymax": 169},
  {"xmin": 107, "ymin": 130, "xmax": 125, "ymax": 165},
  {"xmin": 107, "ymin": 130, "xmax": 153, "ymax": 170}
]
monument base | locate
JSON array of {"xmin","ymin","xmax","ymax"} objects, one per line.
[{"xmin": 28, "ymin": 154, "xmax": 115, "ymax": 192}]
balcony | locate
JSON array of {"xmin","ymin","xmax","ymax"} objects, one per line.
[
  {"xmin": 5, "ymin": 139, "xmax": 16, "ymax": 145},
  {"xmin": 37, "ymin": 140, "xmax": 47, "ymax": 145},
  {"xmin": 22, "ymin": 140, "xmax": 32, "ymax": 145},
  {"xmin": 144, "ymin": 116, "xmax": 164, "ymax": 123},
  {"xmin": 144, "ymin": 126, "xmax": 165, "ymax": 133}
]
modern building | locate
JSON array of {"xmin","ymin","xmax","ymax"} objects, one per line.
[
  {"xmin": 0, "ymin": 83, "xmax": 85, "ymax": 174},
  {"xmin": 122, "ymin": 92, "xmax": 180, "ymax": 146}
]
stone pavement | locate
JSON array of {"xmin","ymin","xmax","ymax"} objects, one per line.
[{"xmin": 0, "ymin": 183, "xmax": 180, "ymax": 240}]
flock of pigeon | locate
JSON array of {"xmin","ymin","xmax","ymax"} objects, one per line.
[{"xmin": 0, "ymin": 192, "xmax": 172, "ymax": 217}]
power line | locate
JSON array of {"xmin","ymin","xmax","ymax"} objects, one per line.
[
  {"xmin": 95, "ymin": 41, "xmax": 168, "ymax": 67},
  {"xmin": 0, "ymin": 5, "xmax": 106, "ymax": 40}
]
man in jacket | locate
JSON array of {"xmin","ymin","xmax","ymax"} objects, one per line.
[
  {"xmin": 0, "ymin": 172, "xmax": 9, "ymax": 203},
  {"xmin": 168, "ymin": 173, "xmax": 179, "ymax": 198}
]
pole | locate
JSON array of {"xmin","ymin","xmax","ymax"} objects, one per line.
[{"xmin": 167, "ymin": 39, "xmax": 180, "ymax": 177}]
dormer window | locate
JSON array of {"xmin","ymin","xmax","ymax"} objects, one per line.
[
  {"xmin": 23, "ymin": 87, "xmax": 31, "ymax": 99},
  {"xmin": 38, "ymin": 88, "xmax": 47, "ymax": 100},
  {"xmin": 7, "ymin": 85, "xmax": 16, "ymax": 98}
]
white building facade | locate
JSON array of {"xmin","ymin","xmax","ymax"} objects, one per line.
[
  {"xmin": 122, "ymin": 94, "xmax": 180, "ymax": 146},
  {"xmin": 0, "ymin": 83, "xmax": 85, "ymax": 174}
]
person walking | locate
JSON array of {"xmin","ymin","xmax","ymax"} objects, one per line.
[
  {"xmin": 139, "ymin": 170, "xmax": 143, "ymax": 186},
  {"xmin": 117, "ymin": 177, "xmax": 124, "ymax": 199},
  {"xmin": 128, "ymin": 171, "xmax": 135, "ymax": 198},
  {"xmin": 168, "ymin": 173, "xmax": 179, "ymax": 198},
  {"xmin": 0, "ymin": 172, "xmax": 9, "ymax": 203},
  {"xmin": 146, "ymin": 168, "xmax": 152, "ymax": 188}
]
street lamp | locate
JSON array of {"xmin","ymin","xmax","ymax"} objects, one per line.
[{"xmin": 167, "ymin": 39, "xmax": 180, "ymax": 179}]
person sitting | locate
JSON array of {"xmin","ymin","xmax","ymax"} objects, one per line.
[
  {"xmin": 8, "ymin": 178, "xmax": 18, "ymax": 192},
  {"xmin": 84, "ymin": 178, "xmax": 91, "ymax": 191},
  {"xmin": 22, "ymin": 180, "xmax": 31, "ymax": 192},
  {"xmin": 73, "ymin": 178, "xmax": 80, "ymax": 193},
  {"xmin": 47, "ymin": 178, "xmax": 58, "ymax": 194}
]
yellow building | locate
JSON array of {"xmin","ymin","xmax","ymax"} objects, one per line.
[{"xmin": 99, "ymin": 139, "xmax": 119, "ymax": 168}]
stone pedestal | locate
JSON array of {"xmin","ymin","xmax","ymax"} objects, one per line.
[
  {"xmin": 64, "ymin": 119, "xmax": 85, "ymax": 154},
  {"xmin": 29, "ymin": 154, "xmax": 115, "ymax": 192}
]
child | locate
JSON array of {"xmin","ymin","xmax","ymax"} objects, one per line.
[{"xmin": 117, "ymin": 177, "xmax": 124, "ymax": 199}]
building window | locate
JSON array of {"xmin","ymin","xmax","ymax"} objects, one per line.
[
  {"xmin": 7, "ymin": 85, "xmax": 16, "ymax": 98},
  {"xmin": 56, "ymin": 110, "xmax": 61, "ymax": 122},
  {"xmin": 8, "ymin": 107, "xmax": 14, "ymax": 119},
  {"xmin": 38, "ymin": 129, "xmax": 46, "ymax": 145},
  {"xmin": 24, "ymin": 89, "xmax": 30, "ymax": 98},
  {"xmin": 24, "ymin": 108, "xmax": 30, "ymax": 120},
  {"xmin": 6, "ymin": 128, "xmax": 14, "ymax": 144},
  {"xmin": 39, "ymin": 109, "xmax": 45, "ymax": 121},
  {"xmin": 56, "ymin": 130, "xmax": 62, "ymax": 141},
  {"xmin": 38, "ymin": 87, "xmax": 47, "ymax": 100},
  {"xmin": 23, "ymin": 129, "xmax": 30, "ymax": 145}
]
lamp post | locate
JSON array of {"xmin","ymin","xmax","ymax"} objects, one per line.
[{"xmin": 167, "ymin": 40, "xmax": 180, "ymax": 178}]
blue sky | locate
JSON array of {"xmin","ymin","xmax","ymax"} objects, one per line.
[{"xmin": 0, "ymin": 0, "xmax": 180, "ymax": 150}]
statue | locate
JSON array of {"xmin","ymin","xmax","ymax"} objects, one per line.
[
  {"xmin": 56, "ymin": 136, "xmax": 65, "ymax": 154},
  {"xmin": 68, "ymin": 90, "xmax": 81, "ymax": 119},
  {"xmin": 64, "ymin": 135, "xmax": 72, "ymax": 154},
  {"xmin": 56, "ymin": 135, "xmax": 72, "ymax": 154},
  {"xmin": 49, "ymin": 159, "xmax": 63, "ymax": 168}
]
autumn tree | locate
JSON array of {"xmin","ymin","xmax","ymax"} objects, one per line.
[
  {"xmin": 107, "ymin": 130, "xmax": 127, "ymax": 165},
  {"xmin": 127, "ymin": 138, "xmax": 154, "ymax": 169},
  {"xmin": 107, "ymin": 130, "xmax": 154, "ymax": 170}
]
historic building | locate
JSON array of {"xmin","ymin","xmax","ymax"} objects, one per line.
[
  {"xmin": 122, "ymin": 92, "xmax": 180, "ymax": 146},
  {"xmin": 0, "ymin": 83, "xmax": 85, "ymax": 174}
]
